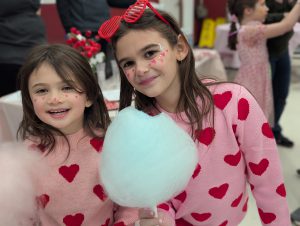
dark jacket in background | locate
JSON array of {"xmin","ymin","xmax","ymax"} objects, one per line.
[
  {"xmin": 56, "ymin": 0, "xmax": 110, "ymax": 33},
  {"xmin": 106, "ymin": 0, "xmax": 136, "ymax": 8},
  {"xmin": 0, "ymin": 0, "xmax": 46, "ymax": 65},
  {"xmin": 265, "ymin": 0, "xmax": 296, "ymax": 57}
]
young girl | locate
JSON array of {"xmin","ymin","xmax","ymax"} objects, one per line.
[
  {"xmin": 17, "ymin": 44, "xmax": 136, "ymax": 226},
  {"xmin": 98, "ymin": 1, "xmax": 291, "ymax": 225},
  {"xmin": 228, "ymin": 0, "xmax": 300, "ymax": 124}
]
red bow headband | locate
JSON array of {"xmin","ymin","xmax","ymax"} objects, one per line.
[{"xmin": 98, "ymin": 0, "xmax": 170, "ymax": 42}]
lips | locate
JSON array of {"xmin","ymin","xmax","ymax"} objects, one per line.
[
  {"xmin": 47, "ymin": 108, "xmax": 70, "ymax": 119},
  {"xmin": 139, "ymin": 76, "xmax": 158, "ymax": 86}
]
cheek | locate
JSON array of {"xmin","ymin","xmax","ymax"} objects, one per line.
[
  {"xmin": 123, "ymin": 68, "xmax": 136, "ymax": 80},
  {"xmin": 72, "ymin": 93, "xmax": 88, "ymax": 106},
  {"xmin": 31, "ymin": 97, "xmax": 46, "ymax": 117},
  {"xmin": 32, "ymin": 96, "xmax": 45, "ymax": 108},
  {"xmin": 149, "ymin": 49, "xmax": 169, "ymax": 68}
]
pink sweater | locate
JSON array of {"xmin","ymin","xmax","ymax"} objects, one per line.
[
  {"xmin": 152, "ymin": 83, "xmax": 290, "ymax": 226},
  {"xmin": 26, "ymin": 129, "xmax": 137, "ymax": 226}
]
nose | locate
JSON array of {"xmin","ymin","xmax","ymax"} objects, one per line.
[
  {"xmin": 47, "ymin": 90, "xmax": 63, "ymax": 105},
  {"xmin": 265, "ymin": 5, "xmax": 269, "ymax": 11},
  {"xmin": 136, "ymin": 61, "xmax": 150, "ymax": 76}
]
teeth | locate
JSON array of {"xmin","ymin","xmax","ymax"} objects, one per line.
[{"xmin": 49, "ymin": 109, "xmax": 68, "ymax": 113}]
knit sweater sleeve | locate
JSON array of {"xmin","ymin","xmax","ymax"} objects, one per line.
[{"xmin": 233, "ymin": 85, "xmax": 290, "ymax": 226}]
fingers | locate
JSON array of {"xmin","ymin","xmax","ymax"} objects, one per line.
[
  {"xmin": 138, "ymin": 208, "xmax": 161, "ymax": 226},
  {"xmin": 139, "ymin": 208, "xmax": 156, "ymax": 219},
  {"xmin": 139, "ymin": 218, "xmax": 161, "ymax": 226}
]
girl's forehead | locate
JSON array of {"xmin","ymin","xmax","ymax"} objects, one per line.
[
  {"xmin": 116, "ymin": 30, "xmax": 169, "ymax": 56},
  {"xmin": 29, "ymin": 63, "xmax": 77, "ymax": 85}
]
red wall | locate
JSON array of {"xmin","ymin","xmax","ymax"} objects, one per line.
[{"xmin": 41, "ymin": 4, "xmax": 65, "ymax": 43}]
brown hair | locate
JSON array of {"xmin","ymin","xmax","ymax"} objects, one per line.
[
  {"xmin": 110, "ymin": 9, "xmax": 214, "ymax": 138},
  {"xmin": 227, "ymin": 0, "xmax": 258, "ymax": 50},
  {"xmin": 17, "ymin": 43, "xmax": 110, "ymax": 153}
]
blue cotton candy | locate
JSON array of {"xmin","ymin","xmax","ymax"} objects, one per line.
[{"xmin": 100, "ymin": 107, "xmax": 198, "ymax": 208}]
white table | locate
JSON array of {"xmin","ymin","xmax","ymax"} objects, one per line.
[
  {"xmin": 0, "ymin": 91, "xmax": 23, "ymax": 142},
  {"xmin": 214, "ymin": 23, "xmax": 300, "ymax": 69},
  {"xmin": 193, "ymin": 48, "xmax": 227, "ymax": 81}
]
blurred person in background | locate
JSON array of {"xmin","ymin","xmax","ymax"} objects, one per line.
[
  {"xmin": 265, "ymin": 0, "xmax": 296, "ymax": 148},
  {"xmin": 56, "ymin": 0, "xmax": 114, "ymax": 79},
  {"xmin": 0, "ymin": 0, "xmax": 46, "ymax": 97}
]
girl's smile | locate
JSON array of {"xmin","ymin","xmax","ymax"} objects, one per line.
[
  {"xmin": 116, "ymin": 29, "xmax": 184, "ymax": 112},
  {"xmin": 28, "ymin": 62, "xmax": 91, "ymax": 134}
]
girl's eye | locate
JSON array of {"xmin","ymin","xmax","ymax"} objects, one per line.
[
  {"xmin": 35, "ymin": 88, "xmax": 47, "ymax": 94},
  {"xmin": 62, "ymin": 86, "xmax": 75, "ymax": 91},
  {"xmin": 145, "ymin": 50, "xmax": 158, "ymax": 58},
  {"xmin": 122, "ymin": 61, "xmax": 134, "ymax": 69}
]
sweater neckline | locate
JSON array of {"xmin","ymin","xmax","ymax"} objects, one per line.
[{"xmin": 54, "ymin": 128, "xmax": 88, "ymax": 151}]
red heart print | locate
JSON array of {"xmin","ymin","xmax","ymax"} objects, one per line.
[
  {"xmin": 113, "ymin": 222, "xmax": 126, "ymax": 226},
  {"xmin": 157, "ymin": 203, "xmax": 170, "ymax": 211},
  {"xmin": 242, "ymin": 198, "xmax": 248, "ymax": 212},
  {"xmin": 249, "ymin": 159, "xmax": 269, "ymax": 176},
  {"xmin": 231, "ymin": 193, "xmax": 243, "ymax": 207},
  {"xmin": 261, "ymin": 123, "xmax": 274, "ymax": 138},
  {"xmin": 63, "ymin": 213, "xmax": 84, "ymax": 226},
  {"xmin": 93, "ymin": 184, "xmax": 107, "ymax": 201},
  {"xmin": 191, "ymin": 212, "xmax": 211, "ymax": 222},
  {"xmin": 90, "ymin": 137, "xmax": 104, "ymax": 152},
  {"xmin": 219, "ymin": 220, "xmax": 228, "ymax": 226},
  {"xmin": 224, "ymin": 150, "xmax": 241, "ymax": 166},
  {"xmin": 238, "ymin": 98, "xmax": 249, "ymax": 121},
  {"xmin": 37, "ymin": 194, "xmax": 49, "ymax": 208},
  {"xmin": 213, "ymin": 91, "xmax": 232, "ymax": 110},
  {"xmin": 175, "ymin": 218, "xmax": 193, "ymax": 226},
  {"xmin": 209, "ymin": 183, "xmax": 229, "ymax": 199},
  {"xmin": 232, "ymin": 124, "xmax": 237, "ymax": 133},
  {"xmin": 174, "ymin": 191, "xmax": 187, "ymax": 203},
  {"xmin": 195, "ymin": 127, "xmax": 215, "ymax": 146},
  {"xmin": 276, "ymin": 183, "xmax": 286, "ymax": 197},
  {"xmin": 192, "ymin": 164, "xmax": 201, "ymax": 179},
  {"xmin": 258, "ymin": 208, "xmax": 276, "ymax": 224},
  {"xmin": 101, "ymin": 218, "xmax": 110, "ymax": 226},
  {"xmin": 59, "ymin": 164, "xmax": 79, "ymax": 183}
]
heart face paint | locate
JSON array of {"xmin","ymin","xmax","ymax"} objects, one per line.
[
  {"xmin": 122, "ymin": 43, "xmax": 169, "ymax": 79},
  {"xmin": 149, "ymin": 47, "xmax": 169, "ymax": 67}
]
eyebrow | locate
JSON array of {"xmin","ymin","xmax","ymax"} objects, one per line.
[
  {"xmin": 31, "ymin": 80, "xmax": 74, "ymax": 89},
  {"xmin": 118, "ymin": 43, "xmax": 162, "ymax": 65}
]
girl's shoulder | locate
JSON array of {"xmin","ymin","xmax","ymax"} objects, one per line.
[
  {"xmin": 204, "ymin": 80, "xmax": 252, "ymax": 101},
  {"xmin": 240, "ymin": 21, "xmax": 267, "ymax": 37}
]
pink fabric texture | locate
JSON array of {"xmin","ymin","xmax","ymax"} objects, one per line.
[
  {"xmin": 153, "ymin": 83, "xmax": 290, "ymax": 226},
  {"xmin": 234, "ymin": 21, "xmax": 274, "ymax": 125},
  {"xmin": 26, "ymin": 129, "xmax": 138, "ymax": 226}
]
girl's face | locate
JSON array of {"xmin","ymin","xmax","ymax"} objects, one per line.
[
  {"xmin": 116, "ymin": 29, "xmax": 184, "ymax": 110},
  {"xmin": 252, "ymin": 0, "xmax": 269, "ymax": 22},
  {"xmin": 28, "ymin": 63, "xmax": 91, "ymax": 134}
]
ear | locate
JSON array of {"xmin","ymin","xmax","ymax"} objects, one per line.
[
  {"xmin": 85, "ymin": 99, "xmax": 92, "ymax": 108},
  {"xmin": 244, "ymin": 7, "xmax": 254, "ymax": 16},
  {"xmin": 175, "ymin": 34, "xmax": 189, "ymax": 62}
]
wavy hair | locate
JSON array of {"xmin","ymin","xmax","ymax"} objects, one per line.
[{"xmin": 17, "ymin": 44, "xmax": 110, "ymax": 154}]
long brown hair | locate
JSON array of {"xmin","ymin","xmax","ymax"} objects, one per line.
[
  {"xmin": 110, "ymin": 9, "xmax": 214, "ymax": 137},
  {"xmin": 17, "ymin": 43, "xmax": 110, "ymax": 153}
]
